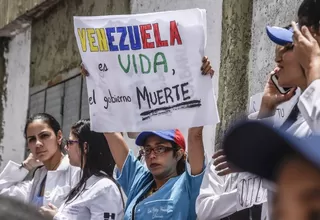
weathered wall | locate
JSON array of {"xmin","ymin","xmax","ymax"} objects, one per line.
[
  {"xmin": 30, "ymin": 0, "xmax": 130, "ymax": 88},
  {"xmin": 0, "ymin": 0, "xmax": 45, "ymax": 29},
  {"xmin": 0, "ymin": 28, "xmax": 31, "ymax": 169},
  {"xmin": 130, "ymin": 0, "xmax": 223, "ymax": 157},
  {"xmin": 215, "ymin": 0, "xmax": 253, "ymax": 148},
  {"xmin": 0, "ymin": 39, "xmax": 8, "ymax": 166},
  {"xmin": 0, "ymin": 0, "xmax": 62, "ymax": 37},
  {"xmin": 248, "ymin": 0, "xmax": 304, "ymax": 97}
]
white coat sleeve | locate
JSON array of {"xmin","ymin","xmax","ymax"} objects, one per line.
[
  {"xmin": 0, "ymin": 160, "xmax": 32, "ymax": 202},
  {"xmin": 196, "ymin": 162, "xmax": 238, "ymax": 220},
  {"xmin": 88, "ymin": 182, "xmax": 124, "ymax": 220},
  {"xmin": 298, "ymin": 79, "xmax": 320, "ymax": 134},
  {"xmin": 248, "ymin": 111, "xmax": 275, "ymax": 124}
]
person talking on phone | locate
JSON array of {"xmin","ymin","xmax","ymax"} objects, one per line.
[
  {"xmin": 254, "ymin": 0, "xmax": 320, "ymax": 136},
  {"xmin": 198, "ymin": 2, "xmax": 320, "ymax": 218},
  {"xmin": 196, "ymin": 25, "xmax": 303, "ymax": 220},
  {"xmin": 249, "ymin": 0, "xmax": 320, "ymax": 218},
  {"xmin": 252, "ymin": 25, "xmax": 307, "ymax": 136},
  {"xmin": 252, "ymin": 19, "xmax": 319, "ymax": 136}
]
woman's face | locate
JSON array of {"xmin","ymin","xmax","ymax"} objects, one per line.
[
  {"xmin": 275, "ymin": 44, "xmax": 306, "ymax": 89},
  {"xmin": 143, "ymin": 135, "xmax": 180, "ymax": 179},
  {"xmin": 65, "ymin": 132, "xmax": 82, "ymax": 167},
  {"xmin": 274, "ymin": 157, "xmax": 320, "ymax": 220},
  {"xmin": 26, "ymin": 119, "xmax": 62, "ymax": 162}
]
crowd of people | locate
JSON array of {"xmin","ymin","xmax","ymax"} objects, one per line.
[{"xmin": 0, "ymin": 0, "xmax": 319, "ymax": 219}]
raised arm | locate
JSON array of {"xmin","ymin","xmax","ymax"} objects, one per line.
[
  {"xmin": 291, "ymin": 22, "xmax": 320, "ymax": 133},
  {"xmin": 103, "ymin": 133, "xmax": 129, "ymax": 171},
  {"xmin": 187, "ymin": 127, "xmax": 205, "ymax": 175}
]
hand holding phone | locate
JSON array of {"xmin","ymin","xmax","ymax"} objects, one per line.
[
  {"xmin": 270, "ymin": 73, "xmax": 291, "ymax": 94},
  {"xmin": 258, "ymin": 69, "xmax": 296, "ymax": 119}
]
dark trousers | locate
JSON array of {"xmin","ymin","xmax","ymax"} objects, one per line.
[{"xmin": 220, "ymin": 204, "xmax": 262, "ymax": 220}]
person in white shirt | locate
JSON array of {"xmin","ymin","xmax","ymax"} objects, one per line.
[
  {"xmin": 39, "ymin": 119, "xmax": 124, "ymax": 220},
  {"xmin": 254, "ymin": 0, "xmax": 320, "ymax": 138},
  {"xmin": 253, "ymin": 0, "xmax": 320, "ymax": 216},
  {"xmin": 197, "ymin": 1, "xmax": 320, "ymax": 217},
  {"xmin": 223, "ymin": 120, "xmax": 320, "ymax": 220},
  {"xmin": 222, "ymin": 5, "xmax": 320, "ymax": 218},
  {"xmin": 196, "ymin": 149, "xmax": 266, "ymax": 220},
  {"xmin": 0, "ymin": 113, "xmax": 80, "ymax": 209}
]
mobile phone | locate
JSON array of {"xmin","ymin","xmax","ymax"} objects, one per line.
[{"xmin": 270, "ymin": 73, "xmax": 291, "ymax": 94}]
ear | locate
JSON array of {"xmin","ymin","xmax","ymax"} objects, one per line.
[
  {"xmin": 56, "ymin": 130, "xmax": 63, "ymax": 146},
  {"xmin": 83, "ymin": 142, "xmax": 88, "ymax": 154},
  {"xmin": 175, "ymin": 149, "xmax": 183, "ymax": 161}
]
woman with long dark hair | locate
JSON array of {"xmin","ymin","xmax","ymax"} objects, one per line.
[
  {"xmin": 40, "ymin": 119, "xmax": 124, "ymax": 220},
  {"xmin": 0, "ymin": 113, "xmax": 80, "ymax": 209}
]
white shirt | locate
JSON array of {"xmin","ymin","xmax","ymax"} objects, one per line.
[
  {"xmin": 196, "ymin": 161, "xmax": 267, "ymax": 220},
  {"xmin": 196, "ymin": 80, "xmax": 320, "ymax": 220},
  {"xmin": 252, "ymin": 79, "xmax": 320, "ymax": 219},
  {"xmin": 0, "ymin": 156, "xmax": 80, "ymax": 208},
  {"xmin": 54, "ymin": 174, "xmax": 124, "ymax": 220},
  {"xmin": 249, "ymin": 80, "xmax": 320, "ymax": 137}
]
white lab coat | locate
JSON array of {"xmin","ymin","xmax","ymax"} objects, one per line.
[
  {"xmin": 250, "ymin": 79, "xmax": 320, "ymax": 219},
  {"xmin": 195, "ymin": 81, "xmax": 320, "ymax": 220},
  {"xmin": 0, "ymin": 156, "xmax": 80, "ymax": 208},
  {"xmin": 248, "ymin": 79, "xmax": 320, "ymax": 137},
  {"xmin": 54, "ymin": 173, "xmax": 124, "ymax": 220},
  {"xmin": 196, "ymin": 161, "xmax": 267, "ymax": 220},
  {"xmin": 296, "ymin": 79, "xmax": 320, "ymax": 135}
]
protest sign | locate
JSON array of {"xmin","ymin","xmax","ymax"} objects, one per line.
[
  {"xmin": 74, "ymin": 9, "xmax": 219, "ymax": 132},
  {"xmin": 248, "ymin": 91, "xmax": 300, "ymax": 126}
]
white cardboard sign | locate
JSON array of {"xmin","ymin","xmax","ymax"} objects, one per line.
[{"xmin": 74, "ymin": 9, "xmax": 219, "ymax": 132}]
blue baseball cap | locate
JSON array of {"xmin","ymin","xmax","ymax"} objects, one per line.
[
  {"xmin": 223, "ymin": 120, "xmax": 320, "ymax": 182},
  {"xmin": 266, "ymin": 25, "xmax": 294, "ymax": 46},
  {"xmin": 135, "ymin": 129, "xmax": 186, "ymax": 151}
]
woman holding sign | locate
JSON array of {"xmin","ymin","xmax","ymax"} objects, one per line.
[
  {"xmin": 82, "ymin": 57, "xmax": 213, "ymax": 220},
  {"xmin": 39, "ymin": 119, "xmax": 124, "ymax": 220}
]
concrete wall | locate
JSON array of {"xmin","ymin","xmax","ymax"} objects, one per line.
[
  {"xmin": 215, "ymin": 0, "xmax": 253, "ymax": 148},
  {"xmin": 0, "ymin": 28, "xmax": 31, "ymax": 169},
  {"xmin": 0, "ymin": 0, "xmax": 62, "ymax": 37},
  {"xmin": 248, "ymin": 0, "xmax": 304, "ymax": 97},
  {"xmin": 131, "ymin": 0, "xmax": 223, "ymax": 157},
  {"xmin": 30, "ymin": 0, "xmax": 130, "ymax": 88},
  {"xmin": 0, "ymin": 0, "xmax": 45, "ymax": 30}
]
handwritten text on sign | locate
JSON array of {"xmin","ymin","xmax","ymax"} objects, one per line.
[{"xmin": 74, "ymin": 9, "xmax": 219, "ymax": 132}]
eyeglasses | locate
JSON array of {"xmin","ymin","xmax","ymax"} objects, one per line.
[
  {"xmin": 66, "ymin": 140, "xmax": 79, "ymax": 146},
  {"xmin": 140, "ymin": 146, "xmax": 176, "ymax": 157}
]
